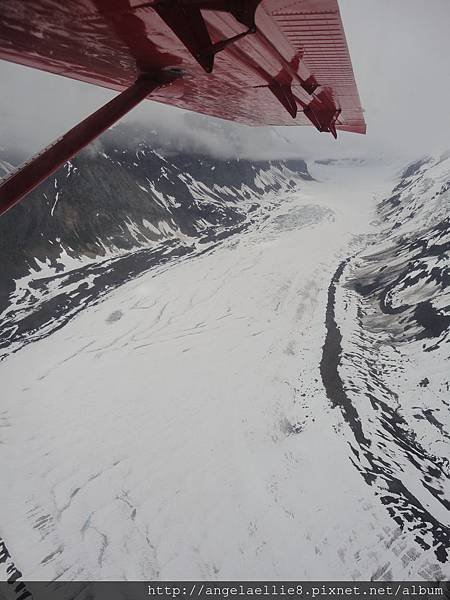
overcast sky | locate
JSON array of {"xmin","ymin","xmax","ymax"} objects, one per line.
[{"xmin": 0, "ymin": 0, "xmax": 449, "ymax": 161}]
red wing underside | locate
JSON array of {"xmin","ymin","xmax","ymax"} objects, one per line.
[{"xmin": 0, "ymin": 0, "xmax": 366, "ymax": 134}]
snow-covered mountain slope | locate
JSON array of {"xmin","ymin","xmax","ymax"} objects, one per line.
[
  {"xmin": 331, "ymin": 155, "xmax": 450, "ymax": 570},
  {"xmin": 0, "ymin": 129, "xmax": 310, "ymax": 360},
  {"xmin": 0, "ymin": 152, "xmax": 448, "ymax": 583}
]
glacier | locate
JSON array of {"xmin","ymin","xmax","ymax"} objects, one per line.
[{"xmin": 0, "ymin": 140, "xmax": 448, "ymax": 582}]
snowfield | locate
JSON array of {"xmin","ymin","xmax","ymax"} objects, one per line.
[{"xmin": 1, "ymin": 160, "xmax": 448, "ymax": 582}]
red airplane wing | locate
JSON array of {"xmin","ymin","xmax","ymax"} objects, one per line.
[
  {"xmin": 0, "ymin": 0, "xmax": 365, "ymax": 133},
  {"xmin": 0, "ymin": 0, "xmax": 366, "ymax": 215}
]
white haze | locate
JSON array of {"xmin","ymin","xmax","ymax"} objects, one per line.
[{"xmin": 0, "ymin": 0, "xmax": 449, "ymax": 161}]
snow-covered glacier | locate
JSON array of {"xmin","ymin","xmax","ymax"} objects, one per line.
[{"xmin": 0, "ymin": 140, "xmax": 448, "ymax": 582}]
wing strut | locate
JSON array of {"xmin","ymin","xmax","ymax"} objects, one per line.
[{"xmin": 0, "ymin": 71, "xmax": 180, "ymax": 217}]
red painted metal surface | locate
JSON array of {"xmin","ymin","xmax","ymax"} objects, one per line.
[
  {"xmin": 0, "ymin": 0, "xmax": 366, "ymax": 133},
  {"xmin": 0, "ymin": 75, "xmax": 173, "ymax": 216},
  {"xmin": 0, "ymin": 0, "xmax": 366, "ymax": 214}
]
